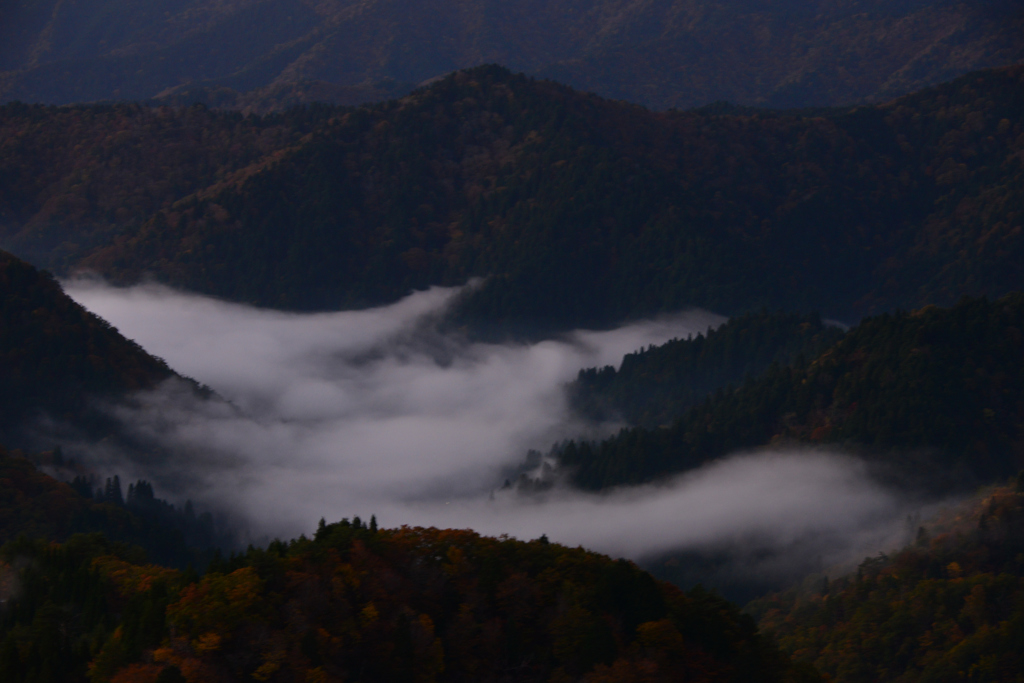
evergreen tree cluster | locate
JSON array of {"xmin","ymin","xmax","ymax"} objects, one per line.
[
  {"xmin": 569, "ymin": 311, "xmax": 844, "ymax": 428},
  {"xmin": 0, "ymin": 445, "xmax": 225, "ymax": 569}
]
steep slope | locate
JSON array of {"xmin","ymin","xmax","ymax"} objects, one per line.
[
  {"xmin": 1, "ymin": 65, "xmax": 1023, "ymax": 329},
  {"xmin": 555, "ymin": 293, "xmax": 1024, "ymax": 491},
  {"xmin": 748, "ymin": 478, "xmax": 1024, "ymax": 682},
  {"xmin": 0, "ymin": 0, "xmax": 1021, "ymax": 111},
  {"xmin": 0, "ymin": 250, "xmax": 175, "ymax": 442}
]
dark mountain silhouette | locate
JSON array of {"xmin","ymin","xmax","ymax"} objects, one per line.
[{"xmin": 0, "ymin": 250, "xmax": 177, "ymax": 444}]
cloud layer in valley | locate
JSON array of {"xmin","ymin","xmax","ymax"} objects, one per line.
[{"xmin": 64, "ymin": 279, "xmax": 921, "ymax": 579}]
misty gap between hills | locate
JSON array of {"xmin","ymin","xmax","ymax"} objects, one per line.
[{"xmin": 61, "ymin": 278, "xmax": 937, "ymax": 581}]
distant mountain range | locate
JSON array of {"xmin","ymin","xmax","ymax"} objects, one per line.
[
  {"xmin": 1, "ymin": 0, "xmax": 1021, "ymax": 111},
  {"xmin": 1, "ymin": 64, "xmax": 1022, "ymax": 332}
]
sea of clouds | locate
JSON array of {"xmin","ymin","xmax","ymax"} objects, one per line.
[{"xmin": 64, "ymin": 279, "xmax": 924, "ymax": 583}]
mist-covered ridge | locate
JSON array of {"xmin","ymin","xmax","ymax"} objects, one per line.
[{"xmin": 552, "ymin": 292, "xmax": 1024, "ymax": 493}]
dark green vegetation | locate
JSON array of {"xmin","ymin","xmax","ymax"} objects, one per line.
[
  {"xmin": 0, "ymin": 251, "xmax": 175, "ymax": 442},
  {"xmin": 0, "ymin": 0, "xmax": 1020, "ymax": 111},
  {"xmin": 748, "ymin": 477, "xmax": 1024, "ymax": 682},
  {"xmin": 570, "ymin": 311, "xmax": 844, "ymax": 428},
  {"xmin": 557, "ymin": 293, "xmax": 1024, "ymax": 491},
  {"xmin": 1, "ymin": 64, "xmax": 1023, "ymax": 332},
  {"xmin": 0, "ymin": 513, "xmax": 819, "ymax": 682},
  {"xmin": 0, "ymin": 445, "xmax": 225, "ymax": 568}
]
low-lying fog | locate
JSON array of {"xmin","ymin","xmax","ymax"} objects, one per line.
[{"xmin": 65, "ymin": 279, "xmax": 923, "ymax": 584}]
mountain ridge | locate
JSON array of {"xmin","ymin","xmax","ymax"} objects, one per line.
[
  {"xmin": 1, "ymin": 0, "xmax": 1022, "ymax": 112},
  {"xmin": 552, "ymin": 292, "xmax": 1024, "ymax": 492},
  {"xmin": 2, "ymin": 64, "xmax": 1022, "ymax": 332},
  {"xmin": 0, "ymin": 250, "xmax": 178, "ymax": 444}
]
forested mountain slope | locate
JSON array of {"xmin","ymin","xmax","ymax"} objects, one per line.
[
  {"xmin": 0, "ymin": 250, "xmax": 175, "ymax": 442},
  {"xmin": 0, "ymin": 516, "xmax": 818, "ymax": 683},
  {"xmin": 570, "ymin": 311, "xmax": 844, "ymax": 428},
  {"xmin": 748, "ymin": 478, "xmax": 1024, "ymax": 682},
  {"xmin": 555, "ymin": 293, "xmax": 1024, "ymax": 491},
  {"xmin": 0, "ymin": 0, "xmax": 1021, "ymax": 111},
  {"xmin": 1, "ymin": 65, "xmax": 1023, "ymax": 331}
]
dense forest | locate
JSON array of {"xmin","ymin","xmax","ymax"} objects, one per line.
[
  {"xmin": 569, "ymin": 311, "xmax": 844, "ymax": 428},
  {"xmin": 553, "ymin": 293, "xmax": 1024, "ymax": 491},
  {"xmin": 1, "ymin": 64, "xmax": 1023, "ymax": 333},
  {"xmin": 1, "ymin": 0, "xmax": 1021, "ymax": 111},
  {"xmin": 0, "ymin": 509, "xmax": 819, "ymax": 682},
  {"xmin": 749, "ymin": 476, "xmax": 1024, "ymax": 682}
]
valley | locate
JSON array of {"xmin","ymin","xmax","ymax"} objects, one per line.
[{"xmin": 0, "ymin": 4, "xmax": 1022, "ymax": 678}]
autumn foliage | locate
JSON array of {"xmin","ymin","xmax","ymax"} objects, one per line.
[
  {"xmin": 749, "ymin": 480, "xmax": 1024, "ymax": 682},
  {"xmin": 0, "ymin": 517, "xmax": 816, "ymax": 682}
]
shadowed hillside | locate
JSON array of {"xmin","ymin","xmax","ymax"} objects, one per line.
[
  {"xmin": 749, "ymin": 477, "xmax": 1024, "ymax": 682},
  {"xmin": 0, "ymin": 250, "xmax": 175, "ymax": 442},
  {"xmin": 553, "ymin": 293, "xmax": 1024, "ymax": 491},
  {"xmin": 569, "ymin": 311, "xmax": 845, "ymax": 428}
]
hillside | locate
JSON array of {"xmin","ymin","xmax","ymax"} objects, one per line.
[
  {"xmin": 0, "ymin": 516, "xmax": 819, "ymax": 682},
  {"xmin": 554, "ymin": 293, "xmax": 1024, "ymax": 491},
  {"xmin": 1, "ymin": 65, "xmax": 1023, "ymax": 331},
  {"xmin": 0, "ymin": 0, "xmax": 1021, "ymax": 111},
  {"xmin": 570, "ymin": 311, "xmax": 844, "ymax": 428},
  {"xmin": 748, "ymin": 477, "xmax": 1024, "ymax": 682},
  {"xmin": 0, "ymin": 250, "xmax": 175, "ymax": 443}
]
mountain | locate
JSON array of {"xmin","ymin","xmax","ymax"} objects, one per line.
[
  {"xmin": 0, "ymin": 250, "xmax": 176, "ymax": 444},
  {"xmin": 0, "ymin": 0, "xmax": 1021, "ymax": 111},
  {"xmin": 0, "ymin": 516, "xmax": 819, "ymax": 683},
  {"xmin": 748, "ymin": 477, "xmax": 1024, "ymax": 682},
  {"xmin": 553, "ymin": 292, "xmax": 1024, "ymax": 491},
  {"xmin": 1, "ymin": 65, "xmax": 1023, "ymax": 332},
  {"xmin": 569, "ymin": 311, "xmax": 845, "ymax": 428}
]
